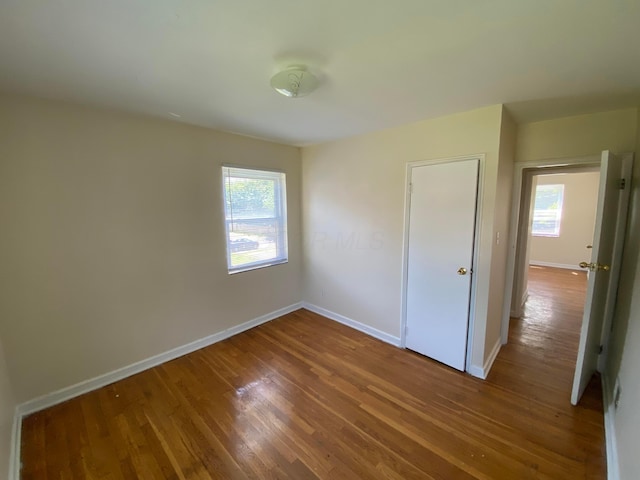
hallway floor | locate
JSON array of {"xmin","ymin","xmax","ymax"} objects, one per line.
[{"xmin": 488, "ymin": 265, "xmax": 605, "ymax": 476}]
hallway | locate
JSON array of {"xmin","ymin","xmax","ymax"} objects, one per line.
[{"xmin": 488, "ymin": 265, "xmax": 606, "ymax": 475}]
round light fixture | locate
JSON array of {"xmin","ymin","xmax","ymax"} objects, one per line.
[{"xmin": 270, "ymin": 65, "xmax": 318, "ymax": 98}]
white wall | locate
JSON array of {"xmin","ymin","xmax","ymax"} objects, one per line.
[
  {"xmin": 614, "ymin": 289, "xmax": 640, "ymax": 480},
  {"xmin": 302, "ymin": 104, "xmax": 508, "ymax": 371},
  {"xmin": 0, "ymin": 94, "xmax": 303, "ymax": 403},
  {"xmin": 0, "ymin": 336, "xmax": 16, "ymax": 480},
  {"xmin": 529, "ymin": 172, "xmax": 600, "ymax": 268},
  {"xmin": 605, "ymin": 107, "xmax": 640, "ymax": 480}
]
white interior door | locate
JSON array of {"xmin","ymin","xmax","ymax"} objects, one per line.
[
  {"xmin": 571, "ymin": 151, "xmax": 632, "ymax": 405},
  {"xmin": 405, "ymin": 159, "xmax": 479, "ymax": 371}
]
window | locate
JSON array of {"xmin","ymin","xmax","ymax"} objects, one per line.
[
  {"xmin": 222, "ymin": 166, "xmax": 288, "ymax": 273},
  {"xmin": 532, "ymin": 184, "xmax": 564, "ymax": 237}
]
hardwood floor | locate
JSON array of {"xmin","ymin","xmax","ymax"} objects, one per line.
[{"xmin": 21, "ymin": 266, "xmax": 605, "ymax": 479}]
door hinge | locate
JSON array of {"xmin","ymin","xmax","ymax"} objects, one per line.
[
  {"xmin": 409, "ymin": 182, "xmax": 413, "ymax": 194},
  {"xmin": 599, "ymin": 345, "xmax": 604, "ymax": 354},
  {"xmin": 619, "ymin": 178, "xmax": 626, "ymax": 190}
]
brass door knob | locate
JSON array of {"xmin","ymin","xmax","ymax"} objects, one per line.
[
  {"xmin": 457, "ymin": 267, "xmax": 467, "ymax": 275},
  {"xmin": 579, "ymin": 261, "xmax": 610, "ymax": 272}
]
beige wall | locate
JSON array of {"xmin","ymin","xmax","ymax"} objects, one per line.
[
  {"xmin": 0, "ymin": 336, "xmax": 15, "ymax": 479},
  {"xmin": 516, "ymin": 108, "xmax": 638, "ymax": 162},
  {"xmin": 302, "ymin": 104, "xmax": 505, "ymax": 371},
  {"xmin": 514, "ymin": 109, "xmax": 637, "ymax": 318},
  {"xmin": 0, "ymin": 94, "xmax": 303, "ymax": 403},
  {"xmin": 4, "ymin": 95, "xmax": 639, "ymax": 476},
  {"xmin": 485, "ymin": 108, "xmax": 516, "ymax": 354},
  {"xmin": 529, "ymin": 172, "xmax": 600, "ymax": 267},
  {"xmin": 606, "ymin": 107, "xmax": 640, "ymax": 480}
]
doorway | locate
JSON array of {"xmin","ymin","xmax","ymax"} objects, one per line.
[
  {"xmin": 510, "ymin": 166, "xmax": 600, "ymax": 320},
  {"xmin": 502, "ymin": 152, "xmax": 633, "ymax": 404},
  {"xmin": 507, "ymin": 168, "xmax": 600, "ymax": 404},
  {"xmin": 518, "ymin": 168, "xmax": 600, "ymax": 316}
]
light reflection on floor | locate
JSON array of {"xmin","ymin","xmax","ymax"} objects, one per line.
[{"xmin": 512, "ymin": 266, "xmax": 588, "ymax": 377}]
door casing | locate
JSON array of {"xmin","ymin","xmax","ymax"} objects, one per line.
[
  {"xmin": 400, "ymin": 154, "xmax": 485, "ymax": 374},
  {"xmin": 510, "ymin": 164, "xmax": 600, "ymax": 319},
  {"xmin": 502, "ymin": 153, "xmax": 633, "ymax": 360}
]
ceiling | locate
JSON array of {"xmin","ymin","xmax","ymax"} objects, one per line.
[{"xmin": 1, "ymin": 0, "xmax": 639, "ymax": 146}]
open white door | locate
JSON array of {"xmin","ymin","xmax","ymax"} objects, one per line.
[{"xmin": 571, "ymin": 151, "xmax": 632, "ymax": 405}]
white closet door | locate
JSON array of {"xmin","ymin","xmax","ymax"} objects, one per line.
[{"xmin": 405, "ymin": 159, "xmax": 479, "ymax": 371}]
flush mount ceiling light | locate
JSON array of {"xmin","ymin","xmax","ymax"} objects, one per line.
[{"xmin": 270, "ymin": 65, "xmax": 319, "ymax": 98}]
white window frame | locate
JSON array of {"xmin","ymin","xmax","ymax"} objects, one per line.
[
  {"xmin": 222, "ymin": 165, "xmax": 288, "ymax": 274},
  {"xmin": 532, "ymin": 184, "xmax": 564, "ymax": 237}
]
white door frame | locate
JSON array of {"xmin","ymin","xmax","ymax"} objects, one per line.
[
  {"xmin": 501, "ymin": 153, "xmax": 631, "ymax": 345},
  {"xmin": 510, "ymin": 164, "xmax": 600, "ymax": 319},
  {"xmin": 594, "ymin": 153, "xmax": 633, "ymax": 373},
  {"xmin": 400, "ymin": 154, "xmax": 485, "ymax": 373}
]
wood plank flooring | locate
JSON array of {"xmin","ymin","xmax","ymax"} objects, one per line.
[{"xmin": 21, "ymin": 266, "xmax": 605, "ymax": 479}]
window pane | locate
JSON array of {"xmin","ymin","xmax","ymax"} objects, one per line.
[
  {"xmin": 224, "ymin": 177, "xmax": 276, "ymax": 219},
  {"xmin": 532, "ymin": 184, "xmax": 564, "ymax": 237},
  {"xmin": 222, "ymin": 167, "xmax": 288, "ymax": 273}
]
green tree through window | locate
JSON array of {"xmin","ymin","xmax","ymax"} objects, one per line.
[
  {"xmin": 532, "ymin": 184, "xmax": 564, "ymax": 237},
  {"xmin": 222, "ymin": 166, "xmax": 288, "ymax": 273}
]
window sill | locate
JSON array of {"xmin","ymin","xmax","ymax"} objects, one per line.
[{"xmin": 228, "ymin": 259, "xmax": 288, "ymax": 275}]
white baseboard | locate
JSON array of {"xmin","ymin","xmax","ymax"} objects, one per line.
[
  {"xmin": 521, "ymin": 290, "xmax": 529, "ymax": 310},
  {"xmin": 302, "ymin": 303, "xmax": 401, "ymax": 347},
  {"xmin": 302, "ymin": 303, "xmax": 502, "ymax": 380},
  {"xmin": 18, "ymin": 302, "xmax": 302, "ymax": 416},
  {"xmin": 17, "ymin": 302, "xmax": 302, "ymax": 417},
  {"xmin": 510, "ymin": 290, "xmax": 528, "ymax": 318},
  {"xmin": 10, "ymin": 302, "xmax": 303, "ymax": 479},
  {"xmin": 11, "ymin": 301, "xmax": 396, "ymax": 477},
  {"xmin": 529, "ymin": 261, "xmax": 580, "ymax": 270},
  {"xmin": 602, "ymin": 374, "xmax": 620, "ymax": 480},
  {"xmin": 468, "ymin": 338, "xmax": 501, "ymax": 380}
]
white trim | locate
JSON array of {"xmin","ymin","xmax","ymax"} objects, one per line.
[
  {"xmin": 221, "ymin": 166, "xmax": 289, "ymax": 275},
  {"xmin": 510, "ymin": 288, "xmax": 529, "ymax": 319},
  {"xmin": 597, "ymin": 153, "xmax": 634, "ymax": 373},
  {"xmin": 16, "ymin": 302, "xmax": 302, "ymax": 417},
  {"xmin": 529, "ymin": 261, "xmax": 582, "ymax": 270},
  {"xmin": 602, "ymin": 374, "xmax": 620, "ymax": 480},
  {"xmin": 399, "ymin": 154, "xmax": 485, "ymax": 374},
  {"xmin": 9, "ymin": 408, "xmax": 21, "ymax": 480},
  {"xmin": 302, "ymin": 303, "xmax": 401, "ymax": 347},
  {"xmin": 8, "ymin": 302, "xmax": 303, "ymax": 478},
  {"xmin": 468, "ymin": 338, "xmax": 501, "ymax": 379}
]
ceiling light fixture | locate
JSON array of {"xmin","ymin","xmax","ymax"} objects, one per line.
[{"xmin": 270, "ymin": 65, "xmax": 318, "ymax": 98}]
